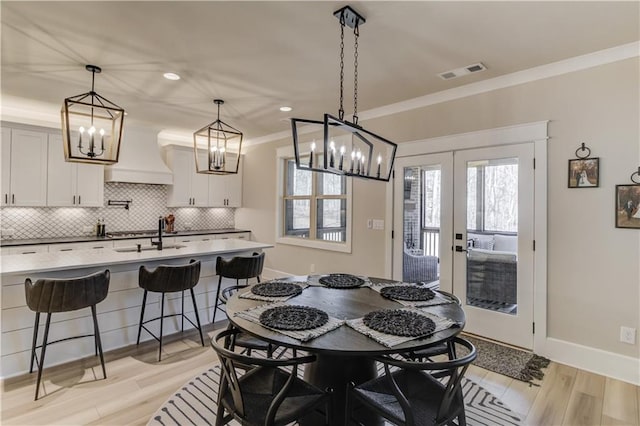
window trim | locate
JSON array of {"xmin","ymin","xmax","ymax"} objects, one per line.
[{"xmin": 276, "ymin": 143, "xmax": 352, "ymax": 253}]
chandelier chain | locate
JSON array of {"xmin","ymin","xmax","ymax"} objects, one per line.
[
  {"xmin": 353, "ymin": 24, "xmax": 359, "ymax": 125},
  {"xmin": 338, "ymin": 14, "xmax": 345, "ymax": 121}
]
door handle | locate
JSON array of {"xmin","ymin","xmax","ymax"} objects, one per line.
[
  {"xmin": 455, "ymin": 245, "xmax": 467, "ymax": 252},
  {"xmin": 12, "ymin": 194, "xmax": 15, "ymax": 204},
  {"xmin": 78, "ymin": 195, "xmax": 81, "ymax": 205},
  {"xmin": 73, "ymin": 195, "xmax": 76, "ymax": 205},
  {"xmin": 4, "ymin": 194, "xmax": 7, "ymax": 204}
]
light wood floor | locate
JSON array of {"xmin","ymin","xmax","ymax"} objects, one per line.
[{"xmin": 1, "ymin": 324, "xmax": 638, "ymax": 426}]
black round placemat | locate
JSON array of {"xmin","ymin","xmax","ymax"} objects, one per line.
[
  {"xmin": 259, "ymin": 305, "xmax": 329, "ymax": 331},
  {"xmin": 380, "ymin": 286, "xmax": 436, "ymax": 301},
  {"xmin": 318, "ymin": 274, "xmax": 365, "ymax": 289},
  {"xmin": 363, "ymin": 309, "xmax": 435, "ymax": 337},
  {"xmin": 251, "ymin": 282, "xmax": 303, "ymax": 298}
]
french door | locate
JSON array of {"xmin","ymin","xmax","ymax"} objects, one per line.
[{"xmin": 393, "ymin": 143, "xmax": 535, "ymax": 349}]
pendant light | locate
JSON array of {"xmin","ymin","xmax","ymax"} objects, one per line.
[
  {"xmin": 193, "ymin": 99, "xmax": 242, "ymax": 175},
  {"xmin": 291, "ymin": 5, "xmax": 397, "ymax": 182},
  {"xmin": 61, "ymin": 65, "xmax": 125, "ymax": 165}
]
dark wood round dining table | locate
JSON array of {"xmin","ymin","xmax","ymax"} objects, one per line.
[{"xmin": 225, "ymin": 275, "xmax": 466, "ymax": 426}]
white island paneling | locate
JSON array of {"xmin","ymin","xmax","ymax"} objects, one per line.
[{"xmin": 0, "ymin": 239, "xmax": 272, "ymax": 378}]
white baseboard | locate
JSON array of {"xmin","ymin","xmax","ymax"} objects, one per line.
[{"xmin": 542, "ymin": 337, "xmax": 639, "ymax": 385}]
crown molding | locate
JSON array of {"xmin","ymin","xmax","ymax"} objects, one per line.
[{"xmin": 247, "ymin": 40, "xmax": 639, "ymax": 147}]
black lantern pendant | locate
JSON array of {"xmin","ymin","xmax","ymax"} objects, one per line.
[
  {"xmin": 61, "ymin": 65, "xmax": 125, "ymax": 165},
  {"xmin": 194, "ymin": 99, "xmax": 242, "ymax": 175}
]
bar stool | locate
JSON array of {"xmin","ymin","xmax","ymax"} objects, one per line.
[
  {"xmin": 212, "ymin": 252, "xmax": 272, "ymax": 356},
  {"xmin": 212, "ymin": 252, "xmax": 265, "ymax": 322},
  {"xmin": 137, "ymin": 259, "xmax": 204, "ymax": 361},
  {"xmin": 24, "ymin": 269, "xmax": 110, "ymax": 400}
]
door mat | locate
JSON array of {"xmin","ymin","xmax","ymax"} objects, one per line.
[{"xmin": 465, "ymin": 335, "xmax": 550, "ymax": 384}]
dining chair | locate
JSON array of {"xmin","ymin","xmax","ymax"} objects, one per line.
[
  {"xmin": 211, "ymin": 328, "xmax": 332, "ymax": 426},
  {"xmin": 345, "ymin": 336, "xmax": 477, "ymax": 426},
  {"xmin": 213, "ymin": 252, "xmax": 274, "ymax": 356},
  {"xmin": 24, "ymin": 269, "xmax": 110, "ymax": 400},
  {"xmin": 137, "ymin": 259, "xmax": 204, "ymax": 361}
]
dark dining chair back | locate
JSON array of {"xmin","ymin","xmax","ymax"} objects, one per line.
[
  {"xmin": 137, "ymin": 259, "xmax": 204, "ymax": 361},
  {"xmin": 211, "ymin": 328, "xmax": 331, "ymax": 426},
  {"xmin": 346, "ymin": 336, "xmax": 477, "ymax": 426},
  {"xmin": 24, "ymin": 269, "xmax": 110, "ymax": 400}
]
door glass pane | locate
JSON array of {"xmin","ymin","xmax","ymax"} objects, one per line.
[
  {"xmin": 316, "ymin": 198, "xmax": 346, "ymax": 242},
  {"xmin": 466, "ymin": 158, "xmax": 518, "ymax": 315},
  {"xmin": 402, "ymin": 165, "xmax": 441, "ymax": 284}
]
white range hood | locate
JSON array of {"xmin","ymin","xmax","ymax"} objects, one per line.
[{"xmin": 105, "ymin": 126, "xmax": 173, "ymax": 185}]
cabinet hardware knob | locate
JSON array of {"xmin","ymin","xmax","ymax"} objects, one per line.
[
  {"xmin": 12, "ymin": 194, "xmax": 15, "ymax": 204},
  {"xmin": 73, "ymin": 195, "xmax": 76, "ymax": 204},
  {"xmin": 78, "ymin": 195, "xmax": 81, "ymax": 204}
]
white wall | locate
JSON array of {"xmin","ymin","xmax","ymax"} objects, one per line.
[{"xmin": 237, "ymin": 56, "xmax": 640, "ymax": 381}]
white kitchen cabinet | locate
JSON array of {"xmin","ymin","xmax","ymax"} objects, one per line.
[
  {"xmin": 47, "ymin": 134, "xmax": 104, "ymax": 207},
  {"xmin": 209, "ymin": 155, "xmax": 243, "ymax": 207},
  {"xmin": 175, "ymin": 235, "xmax": 215, "ymax": 244},
  {"xmin": 1, "ymin": 128, "xmax": 48, "ymax": 206},
  {"xmin": 164, "ymin": 146, "xmax": 209, "ymax": 207},
  {"xmin": 48, "ymin": 241, "xmax": 114, "ymax": 252},
  {"xmin": 112, "ymin": 237, "xmax": 175, "ymax": 249},
  {"xmin": 216, "ymin": 232, "xmax": 250, "ymax": 240},
  {"xmin": 5, "ymin": 245, "xmax": 49, "ymax": 255}
]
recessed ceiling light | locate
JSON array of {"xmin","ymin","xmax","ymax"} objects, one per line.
[
  {"xmin": 279, "ymin": 106, "xmax": 292, "ymax": 112},
  {"xmin": 163, "ymin": 72, "xmax": 181, "ymax": 81}
]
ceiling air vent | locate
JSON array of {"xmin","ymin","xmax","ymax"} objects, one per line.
[{"xmin": 438, "ymin": 62, "xmax": 487, "ymax": 80}]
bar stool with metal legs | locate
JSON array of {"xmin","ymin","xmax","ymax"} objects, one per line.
[
  {"xmin": 24, "ymin": 269, "xmax": 110, "ymax": 400},
  {"xmin": 137, "ymin": 259, "xmax": 204, "ymax": 361},
  {"xmin": 212, "ymin": 252, "xmax": 273, "ymax": 356}
]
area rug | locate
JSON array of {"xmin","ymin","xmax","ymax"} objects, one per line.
[
  {"xmin": 148, "ymin": 362, "xmax": 524, "ymax": 426},
  {"xmin": 465, "ymin": 336, "xmax": 550, "ymax": 384}
]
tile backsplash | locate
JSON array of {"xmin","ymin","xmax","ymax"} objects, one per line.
[{"xmin": 0, "ymin": 183, "xmax": 235, "ymax": 240}]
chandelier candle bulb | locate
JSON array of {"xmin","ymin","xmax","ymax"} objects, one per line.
[
  {"xmin": 350, "ymin": 150, "xmax": 355, "ymax": 173},
  {"xmin": 377, "ymin": 154, "xmax": 382, "ymax": 178},
  {"xmin": 329, "ymin": 141, "xmax": 336, "ymax": 168},
  {"xmin": 100, "ymin": 128, "xmax": 105, "ymax": 151},
  {"xmin": 356, "ymin": 150, "xmax": 362, "ymax": 175},
  {"xmin": 339, "ymin": 146, "xmax": 345, "ymax": 170},
  {"xmin": 362, "ymin": 155, "xmax": 366, "ymax": 175},
  {"xmin": 309, "ymin": 142, "xmax": 316, "ymax": 168}
]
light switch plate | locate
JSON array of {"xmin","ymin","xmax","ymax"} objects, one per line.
[{"xmin": 372, "ymin": 219, "xmax": 384, "ymax": 230}]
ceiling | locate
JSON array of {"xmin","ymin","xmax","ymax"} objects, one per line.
[{"xmin": 2, "ymin": 1, "xmax": 638, "ymax": 144}]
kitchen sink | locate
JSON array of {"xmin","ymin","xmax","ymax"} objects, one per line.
[{"xmin": 114, "ymin": 244, "xmax": 186, "ymax": 253}]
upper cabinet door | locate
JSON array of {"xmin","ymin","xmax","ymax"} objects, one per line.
[
  {"xmin": 1, "ymin": 128, "xmax": 11, "ymax": 206},
  {"xmin": 9, "ymin": 129, "xmax": 48, "ymax": 206},
  {"xmin": 165, "ymin": 146, "xmax": 194, "ymax": 207},
  {"xmin": 208, "ymin": 155, "xmax": 243, "ymax": 207},
  {"xmin": 191, "ymin": 150, "xmax": 210, "ymax": 207},
  {"xmin": 75, "ymin": 162, "xmax": 104, "ymax": 207},
  {"xmin": 47, "ymin": 133, "xmax": 76, "ymax": 206},
  {"xmin": 46, "ymin": 134, "xmax": 104, "ymax": 207}
]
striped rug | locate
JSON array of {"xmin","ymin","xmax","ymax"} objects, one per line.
[{"xmin": 148, "ymin": 361, "xmax": 524, "ymax": 425}]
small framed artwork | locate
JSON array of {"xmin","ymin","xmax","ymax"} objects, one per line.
[
  {"xmin": 615, "ymin": 184, "xmax": 640, "ymax": 229},
  {"xmin": 568, "ymin": 158, "xmax": 599, "ymax": 188}
]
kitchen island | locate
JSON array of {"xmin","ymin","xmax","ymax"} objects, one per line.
[{"xmin": 0, "ymin": 239, "xmax": 272, "ymax": 378}]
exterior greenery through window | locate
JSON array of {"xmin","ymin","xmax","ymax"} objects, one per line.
[{"xmin": 283, "ymin": 159, "xmax": 347, "ymax": 242}]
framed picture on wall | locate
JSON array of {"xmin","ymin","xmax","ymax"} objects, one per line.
[
  {"xmin": 568, "ymin": 158, "xmax": 599, "ymax": 188},
  {"xmin": 615, "ymin": 184, "xmax": 640, "ymax": 229}
]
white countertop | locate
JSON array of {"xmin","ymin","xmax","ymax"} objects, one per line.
[{"xmin": 0, "ymin": 239, "xmax": 273, "ymax": 275}]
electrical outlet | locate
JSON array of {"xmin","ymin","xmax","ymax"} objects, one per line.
[
  {"xmin": 620, "ymin": 326, "xmax": 636, "ymax": 344},
  {"xmin": 372, "ymin": 219, "xmax": 384, "ymax": 230},
  {"xmin": 83, "ymin": 225, "xmax": 94, "ymax": 234},
  {"xmin": 310, "ymin": 263, "xmax": 315, "ymax": 273},
  {"xmin": 1, "ymin": 228, "xmax": 14, "ymax": 237}
]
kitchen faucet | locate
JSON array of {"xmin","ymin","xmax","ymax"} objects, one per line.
[{"xmin": 151, "ymin": 216, "xmax": 163, "ymax": 250}]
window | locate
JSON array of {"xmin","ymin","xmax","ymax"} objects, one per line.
[{"xmin": 277, "ymin": 145, "xmax": 352, "ymax": 252}]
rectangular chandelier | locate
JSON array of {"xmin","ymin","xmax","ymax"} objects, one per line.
[
  {"xmin": 291, "ymin": 114, "xmax": 397, "ymax": 182},
  {"xmin": 193, "ymin": 99, "xmax": 242, "ymax": 175}
]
